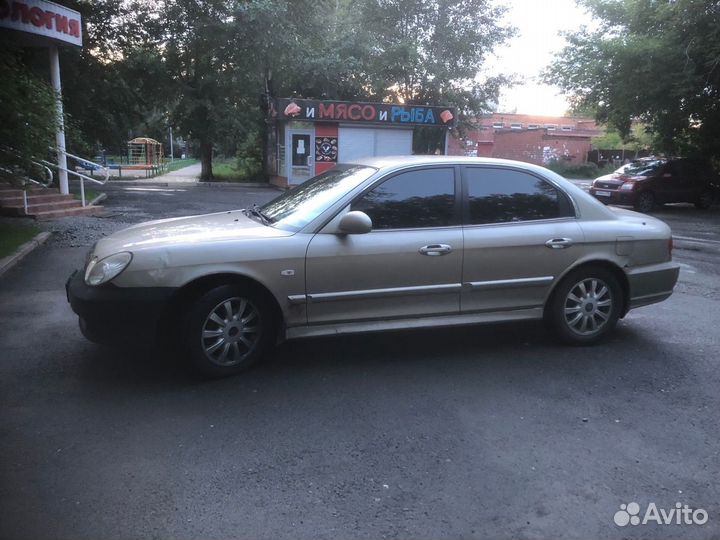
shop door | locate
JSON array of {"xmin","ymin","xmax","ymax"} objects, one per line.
[{"xmin": 288, "ymin": 130, "xmax": 314, "ymax": 185}]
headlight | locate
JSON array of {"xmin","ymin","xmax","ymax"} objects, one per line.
[
  {"xmin": 84, "ymin": 252, "xmax": 133, "ymax": 286},
  {"xmin": 619, "ymin": 182, "xmax": 636, "ymax": 191}
]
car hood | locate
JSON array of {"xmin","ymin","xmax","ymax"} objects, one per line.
[
  {"xmin": 94, "ymin": 209, "xmax": 293, "ymax": 258},
  {"xmin": 593, "ymin": 173, "xmax": 624, "ymax": 186}
]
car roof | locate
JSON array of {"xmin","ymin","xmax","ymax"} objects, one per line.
[
  {"xmin": 343, "ymin": 155, "xmax": 563, "ymax": 178},
  {"xmin": 347, "ymin": 155, "xmax": 539, "ymax": 168}
]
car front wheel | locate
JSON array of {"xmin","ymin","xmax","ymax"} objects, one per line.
[
  {"xmin": 547, "ymin": 267, "xmax": 622, "ymax": 345},
  {"xmin": 634, "ymin": 191, "xmax": 655, "ymax": 213},
  {"xmin": 183, "ymin": 284, "xmax": 277, "ymax": 376}
]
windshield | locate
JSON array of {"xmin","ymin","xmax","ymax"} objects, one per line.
[
  {"xmin": 261, "ymin": 165, "xmax": 377, "ymax": 231},
  {"xmin": 622, "ymin": 160, "xmax": 664, "ymax": 177}
]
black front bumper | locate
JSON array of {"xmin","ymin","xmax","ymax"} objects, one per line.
[{"xmin": 66, "ymin": 270, "xmax": 177, "ymax": 344}]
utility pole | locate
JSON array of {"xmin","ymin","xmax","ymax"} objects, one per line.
[{"xmin": 169, "ymin": 127, "xmax": 174, "ymax": 163}]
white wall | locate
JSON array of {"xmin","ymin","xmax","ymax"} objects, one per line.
[{"xmin": 338, "ymin": 127, "xmax": 412, "ymax": 162}]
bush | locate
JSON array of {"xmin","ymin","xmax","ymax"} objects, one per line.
[
  {"xmin": 546, "ymin": 160, "xmax": 601, "ymax": 179},
  {"xmin": 235, "ymin": 130, "xmax": 263, "ymax": 181},
  {"xmin": 0, "ymin": 45, "xmax": 58, "ymax": 185}
]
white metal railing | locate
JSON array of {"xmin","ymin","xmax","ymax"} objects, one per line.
[
  {"xmin": 2, "ymin": 147, "xmax": 110, "ymax": 208},
  {"xmin": 0, "ymin": 164, "xmax": 54, "ymax": 214},
  {"xmin": 42, "ymin": 149, "xmax": 110, "ymax": 207}
]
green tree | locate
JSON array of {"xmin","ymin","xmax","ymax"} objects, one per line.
[
  {"xmin": 55, "ymin": 1, "xmax": 170, "ymax": 157},
  {"xmin": 547, "ymin": 0, "xmax": 720, "ymax": 160},
  {"xmin": 0, "ymin": 44, "xmax": 58, "ymax": 184},
  {"xmin": 592, "ymin": 124, "xmax": 653, "ymax": 153},
  {"xmin": 358, "ymin": 0, "xmax": 513, "ymax": 152}
]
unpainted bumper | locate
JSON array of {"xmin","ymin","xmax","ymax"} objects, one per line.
[
  {"xmin": 66, "ymin": 269, "xmax": 177, "ymax": 344},
  {"xmin": 625, "ymin": 261, "xmax": 680, "ymax": 310}
]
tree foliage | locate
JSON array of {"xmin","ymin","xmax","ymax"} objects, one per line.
[
  {"xmin": 547, "ymin": 0, "xmax": 720, "ymax": 160},
  {"xmin": 0, "ymin": 44, "xmax": 58, "ymax": 184},
  {"xmin": 6, "ymin": 0, "xmax": 514, "ymax": 180}
]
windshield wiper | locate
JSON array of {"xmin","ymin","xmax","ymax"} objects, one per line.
[{"xmin": 244, "ymin": 204, "xmax": 273, "ymax": 225}]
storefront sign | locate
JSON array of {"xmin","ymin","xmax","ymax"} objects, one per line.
[
  {"xmin": 0, "ymin": 0, "xmax": 82, "ymax": 47},
  {"xmin": 275, "ymin": 98, "xmax": 455, "ymax": 127}
]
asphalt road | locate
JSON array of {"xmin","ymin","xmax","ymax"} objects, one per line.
[{"xmin": 1, "ymin": 182, "xmax": 719, "ymax": 539}]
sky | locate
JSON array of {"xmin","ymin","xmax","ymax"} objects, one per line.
[{"xmin": 485, "ymin": 0, "xmax": 596, "ymax": 116}]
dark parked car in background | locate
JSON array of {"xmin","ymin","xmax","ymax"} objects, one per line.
[{"xmin": 589, "ymin": 158, "xmax": 718, "ymax": 212}]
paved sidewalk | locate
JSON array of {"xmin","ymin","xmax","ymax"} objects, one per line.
[
  {"xmin": 132, "ymin": 161, "xmax": 201, "ymax": 184},
  {"xmin": 161, "ymin": 162, "xmax": 201, "ymax": 182},
  {"xmin": 107, "ymin": 162, "xmax": 202, "ymax": 184}
]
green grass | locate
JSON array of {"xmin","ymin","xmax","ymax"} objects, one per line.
[
  {"xmin": 209, "ymin": 158, "xmax": 265, "ymax": 183},
  {"xmin": 165, "ymin": 158, "xmax": 199, "ymax": 173},
  {"xmin": 73, "ymin": 189, "xmax": 99, "ymax": 203},
  {"xmin": 0, "ymin": 222, "xmax": 41, "ymax": 259}
]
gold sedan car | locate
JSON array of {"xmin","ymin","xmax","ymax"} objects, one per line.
[{"xmin": 67, "ymin": 157, "xmax": 679, "ymax": 376}]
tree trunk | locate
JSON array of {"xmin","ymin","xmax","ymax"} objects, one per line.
[{"xmin": 199, "ymin": 141, "xmax": 213, "ymax": 181}]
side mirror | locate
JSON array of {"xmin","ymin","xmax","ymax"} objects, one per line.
[{"xmin": 338, "ymin": 211, "xmax": 372, "ymax": 234}]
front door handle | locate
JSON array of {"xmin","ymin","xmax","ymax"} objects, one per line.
[
  {"xmin": 419, "ymin": 244, "xmax": 452, "ymax": 256},
  {"xmin": 545, "ymin": 238, "xmax": 573, "ymax": 249}
]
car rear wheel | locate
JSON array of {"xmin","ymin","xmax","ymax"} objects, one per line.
[
  {"xmin": 695, "ymin": 189, "xmax": 714, "ymax": 209},
  {"xmin": 547, "ymin": 267, "xmax": 622, "ymax": 345},
  {"xmin": 634, "ymin": 191, "xmax": 655, "ymax": 213},
  {"xmin": 183, "ymin": 284, "xmax": 277, "ymax": 377}
]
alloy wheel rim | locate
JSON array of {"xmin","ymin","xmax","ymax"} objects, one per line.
[
  {"xmin": 563, "ymin": 278, "xmax": 612, "ymax": 336},
  {"xmin": 201, "ymin": 297, "xmax": 260, "ymax": 366}
]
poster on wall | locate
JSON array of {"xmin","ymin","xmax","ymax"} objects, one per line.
[
  {"xmin": 276, "ymin": 98, "xmax": 456, "ymax": 127},
  {"xmin": 315, "ymin": 136, "xmax": 338, "ymax": 163}
]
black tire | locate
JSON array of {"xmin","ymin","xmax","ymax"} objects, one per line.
[
  {"xmin": 546, "ymin": 267, "xmax": 623, "ymax": 345},
  {"xmin": 183, "ymin": 284, "xmax": 277, "ymax": 377},
  {"xmin": 634, "ymin": 191, "xmax": 655, "ymax": 213},
  {"xmin": 695, "ymin": 189, "xmax": 714, "ymax": 209}
]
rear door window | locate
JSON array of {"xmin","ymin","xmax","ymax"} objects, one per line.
[{"xmin": 463, "ymin": 167, "xmax": 574, "ymax": 225}]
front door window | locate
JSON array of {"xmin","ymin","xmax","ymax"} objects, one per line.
[{"xmin": 292, "ymin": 134, "xmax": 311, "ymax": 166}]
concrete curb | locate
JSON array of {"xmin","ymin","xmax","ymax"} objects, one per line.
[
  {"xmin": 0, "ymin": 231, "xmax": 52, "ymax": 278},
  {"xmin": 106, "ymin": 180, "xmax": 281, "ymax": 190}
]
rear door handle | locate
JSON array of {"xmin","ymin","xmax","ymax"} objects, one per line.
[
  {"xmin": 419, "ymin": 244, "xmax": 452, "ymax": 256},
  {"xmin": 545, "ymin": 238, "xmax": 573, "ymax": 249}
]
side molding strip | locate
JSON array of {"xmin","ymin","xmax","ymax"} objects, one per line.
[
  {"xmin": 289, "ymin": 283, "xmax": 462, "ymax": 304},
  {"xmin": 466, "ymin": 276, "xmax": 554, "ymax": 290}
]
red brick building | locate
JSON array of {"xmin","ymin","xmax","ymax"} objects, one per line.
[{"xmin": 448, "ymin": 113, "xmax": 602, "ymax": 165}]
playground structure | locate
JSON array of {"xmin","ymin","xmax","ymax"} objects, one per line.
[
  {"xmin": 126, "ymin": 137, "xmax": 165, "ymax": 177},
  {"xmin": 78, "ymin": 137, "xmax": 169, "ymax": 179}
]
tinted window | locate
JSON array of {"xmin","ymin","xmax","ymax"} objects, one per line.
[
  {"xmin": 352, "ymin": 168, "xmax": 456, "ymax": 229},
  {"xmin": 464, "ymin": 167, "xmax": 573, "ymax": 224}
]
